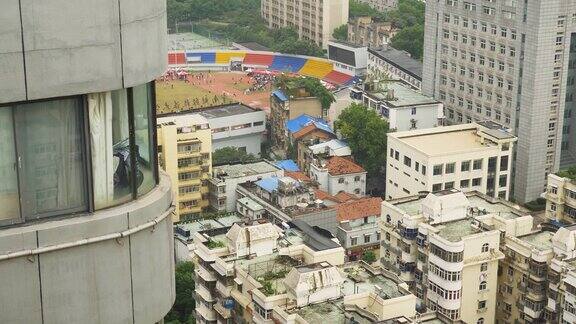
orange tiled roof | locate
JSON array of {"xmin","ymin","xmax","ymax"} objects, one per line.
[
  {"xmin": 325, "ymin": 156, "xmax": 365, "ymax": 175},
  {"xmin": 285, "ymin": 171, "xmax": 312, "ymax": 182},
  {"xmin": 315, "ymin": 189, "xmax": 341, "ymax": 203},
  {"xmin": 334, "ymin": 191, "xmax": 357, "ymax": 203},
  {"xmin": 336, "ymin": 197, "xmax": 383, "ymax": 222},
  {"xmin": 292, "ymin": 124, "xmax": 334, "ymax": 140}
]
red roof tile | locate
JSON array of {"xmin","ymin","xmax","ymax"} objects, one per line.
[
  {"xmin": 336, "ymin": 197, "xmax": 383, "ymax": 222},
  {"xmin": 292, "ymin": 124, "xmax": 334, "ymax": 140},
  {"xmin": 334, "ymin": 191, "xmax": 357, "ymax": 203},
  {"xmin": 325, "ymin": 156, "xmax": 365, "ymax": 175},
  {"xmin": 285, "ymin": 171, "xmax": 312, "ymax": 183}
]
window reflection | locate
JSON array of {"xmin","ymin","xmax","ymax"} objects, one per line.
[
  {"xmin": 0, "ymin": 108, "xmax": 20, "ymax": 223},
  {"xmin": 14, "ymin": 98, "xmax": 87, "ymax": 218},
  {"xmin": 132, "ymin": 83, "xmax": 156, "ymax": 196},
  {"xmin": 89, "ymin": 90, "xmax": 133, "ymax": 209}
]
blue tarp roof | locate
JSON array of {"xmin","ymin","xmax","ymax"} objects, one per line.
[
  {"xmin": 272, "ymin": 90, "xmax": 289, "ymax": 102},
  {"xmin": 275, "ymin": 160, "xmax": 300, "ymax": 172},
  {"xmin": 285, "ymin": 114, "xmax": 334, "ymax": 135},
  {"xmin": 255, "ymin": 177, "xmax": 280, "ymax": 193}
]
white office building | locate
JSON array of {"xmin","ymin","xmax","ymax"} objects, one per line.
[{"xmin": 386, "ymin": 123, "xmax": 516, "ymax": 200}]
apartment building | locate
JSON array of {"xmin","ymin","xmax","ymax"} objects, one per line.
[
  {"xmin": 380, "ymin": 190, "xmax": 531, "ymax": 323},
  {"xmin": 0, "ymin": 0, "xmax": 174, "ymax": 322},
  {"xmin": 157, "ymin": 114, "xmax": 212, "ymax": 221},
  {"xmin": 355, "ymin": 80, "xmax": 444, "ymax": 131},
  {"xmin": 270, "ymin": 90, "xmax": 323, "ymax": 150},
  {"xmin": 160, "ymin": 103, "xmax": 267, "ymax": 156},
  {"xmin": 191, "ymin": 219, "xmax": 416, "ymax": 324},
  {"xmin": 356, "ymin": 0, "xmax": 398, "ymax": 12},
  {"xmin": 260, "ymin": 0, "xmax": 349, "ymax": 48},
  {"xmin": 422, "ymin": 0, "xmax": 576, "ymax": 203},
  {"xmin": 309, "ymin": 156, "xmax": 367, "ymax": 196},
  {"xmin": 368, "ymin": 46, "xmax": 423, "ymax": 90},
  {"xmin": 545, "ymin": 173, "xmax": 576, "ymax": 224},
  {"xmin": 335, "ymin": 197, "xmax": 383, "ymax": 261},
  {"xmin": 301, "ymin": 138, "xmax": 352, "ymax": 174},
  {"xmin": 237, "ymin": 176, "xmax": 339, "ymax": 233},
  {"xmin": 208, "ymin": 161, "xmax": 284, "ymax": 212},
  {"xmin": 347, "ymin": 17, "xmax": 398, "ymax": 49},
  {"xmin": 386, "ymin": 123, "xmax": 516, "ymax": 201}
]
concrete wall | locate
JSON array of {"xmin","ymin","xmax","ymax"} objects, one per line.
[
  {"xmin": 0, "ymin": 0, "xmax": 167, "ymax": 103},
  {"xmin": 213, "ymin": 133, "xmax": 263, "ymax": 156},
  {"xmin": 0, "ymin": 173, "xmax": 175, "ymax": 324}
]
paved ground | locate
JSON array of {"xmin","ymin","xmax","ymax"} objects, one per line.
[{"xmin": 155, "ymin": 72, "xmax": 273, "ymax": 115}]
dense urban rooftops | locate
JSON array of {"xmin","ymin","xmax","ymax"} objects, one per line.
[
  {"xmin": 365, "ymin": 81, "xmax": 438, "ymax": 107},
  {"xmin": 324, "ymin": 156, "xmax": 366, "ymax": 175},
  {"xmin": 436, "ymin": 218, "xmax": 481, "ymax": 242},
  {"xmin": 212, "ymin": 161, "xmax": 281, "ymax": 179},
  {"xmin": 518, "ymin": 231, "xmax": 554, "ymax": 251},
  {"xmin": 390, "ymin": 124, "xmax": 514, "ymax": 156},
  {"xmin": 368, "ymin": 46, "xmax": 423, "ymax": 79},
  {"xmin": 336, "ymin": 197, "xmax": 382, "ymax": 221}
]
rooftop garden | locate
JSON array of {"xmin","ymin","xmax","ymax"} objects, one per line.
[
  {"xmin": 205, "ymin": 239, "xmax": 226, "ymax": 249},
  {"xmin": 275, "ymin": 76, "xmax": 336, "ymax": 110},
  {"xmin": 257, "ymin": 269, "xmax": 290, "ymax": 296},
  {"xmin": 558, "ymin": 166, "xmax": 576, "ymax": 180}
]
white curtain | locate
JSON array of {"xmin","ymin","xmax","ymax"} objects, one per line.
[
  {"xmin": 88, "ymin": 92, "xmax": 114, "ymax": 209},
  {"xmin": 0, "ymin": 108, "xmax": 19, "ymax": 220}
]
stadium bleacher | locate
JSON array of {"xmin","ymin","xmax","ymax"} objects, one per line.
[
  {"xmin": 269, "ymin": 55, "xmax": 307, "ymax": 73},
  {"xmin": 168, "ymin": 50, "xmax": 356, "ymax": 86}
]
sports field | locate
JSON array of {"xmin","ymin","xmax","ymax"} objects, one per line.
[{"xmin": 155, "ymin": 72, "xmax": 272, "ymax": 115}]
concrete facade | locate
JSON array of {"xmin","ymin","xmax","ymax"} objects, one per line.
[
  {"xmin": 545, "ymin": 173, "xmax": 576, "ymax": 224},
  {"xmin": 386, "ymin": 123, "xmax": 516, "ymax": 201},
  {"xmin": 0, "ymin": 0, "xmax": 167, "ymax": 103},
  {"xmin": 368, "ymin": 46, "xmax": 423, "ymax": 90},
  {"xmin": 422, "ymin": 0, "xmax": 576, "ymax": 202},
  {"xmin": 157, "ymin": 114, "xmax": 212, "ymax": 222},
  {"xmin": 260, "ymin": 0, "xmax": 349, "ymax": 49},
  {"xmin": 358, "ymin": 80, "xmax": 444, "ymax": 131},
  {"xmin": 0, "ymin": 174, "xmax": 175, "ymax": 324}
]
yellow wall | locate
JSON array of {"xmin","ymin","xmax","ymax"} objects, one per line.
[{"xmin": 158, "ymin": 122, "xmax": 212, "ymax": 222}]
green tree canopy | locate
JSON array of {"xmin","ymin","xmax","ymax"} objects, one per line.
[
  {"xmin": 349, "ymin": 0, "xmax": 384, "ymax": 18},
  {"xmin": 213, "ymin": 147, "xmax": 258, "ymax": 165},
  {"xmin": 362, "ymin": 251, "xmax": 377, "ymax": 263},
  {"xmin": 390, "ymin": 24, "xmax": 424, "ymax": 59},
  {"xmin": 332, "ymin": 25, "xmax": 348, "ymax": 41},
  {"xmin": 335, "ymin": 103, "xmax": 389, "ymax": 176},
  {"xmin": 164, "ymin": 261, "xmax": 196, "ymax": 324}
]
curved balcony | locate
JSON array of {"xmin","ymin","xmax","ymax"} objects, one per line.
[{"xmin": 0, "ymin": 173, "xmax": 175, "ymax": 324}]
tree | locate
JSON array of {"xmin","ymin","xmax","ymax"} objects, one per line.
[
  {"xmin": 390, "ymin": 24, "xmax": 424, "ymax": 59},
  {"xmin": 349, "ymin": 0, "xmax": 384, "ymax": 18},
  {"xmin": 213, "ymin": 147, "xmax": 258, "ymax": 165},
  {"xmin": 332, "ymin": 25, "xmax": 348, "ymax": 41},
  {"xmin": 335, "ymin": 103, "xmax": 389, "ymax": 176},
  {"xmin": 164, "ymin": 262, "xmax": 196, "ymax": 324},
  {"xmin": 362, "ymin": 251, "xmax": 377, "ymax": 263}
]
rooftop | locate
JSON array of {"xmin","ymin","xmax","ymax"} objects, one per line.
[
  {"xmin": 519, "ymin": 231, "xmax": 554, "ymax": 251},
  {"xmin": 390, "ymin": 124, "xmax": 497, "ymax": 156},
  {"xmin": 309, "ymin": 139, "xmax": 350, "ymax": 153},
  {"xmin": 366, "ymin": 81, "xmax": 437, "ymax": 107},
  {"xmin": 275, "ymin": 159, "xmax": 300, "ymax": 172},
  {"xmin": 234, "ymin": 41, "xmax": 270, "ymax": 51},
  {"xmin": 293, "ymin": 123, "xmax": 335, "ymax": 140},
  {"xmin": 237, "ymin": 197, "xmax": 264, "ymax": 211},
  {"xmin": 286, "ymin": 114, "xmax": 333, "ymax": 135},
  {"xmin": 436, "ymin": 218, "xmax": 481, "ymax": 242},
  {"xmin": 325, "ymin": 156, "xmax": 366, "ymax": 175},
  {"xmin": 285, "ymin": 171, "xmax": 312, "ymax": 182},
  {"xmin": 158, "ymin": 102, "xmax": 260, "ymax": 119},
  {"xmin": 368, "ymin": 46, "xmax": 423, "ymax": 79},
  {"xmin": 336, "ymin": 197, "xmax": 382, "ymax": 222},
  {"xmin": 272, "ymin": 89, "xmax": 289, "ymax": 102},
  {"xmin": 213, "ymin": 161, "xmax": 281, "ymax": 179},
  {"xmin": 340, "ymin": 264, "xmax": 405, "ymax": 299},
  {"xmin": 176, "ymin": 214, "xmax": 243, "ymax": 239},
  {"xmin": 297, "ymin": 300, "xmax": 372, "ymax": 324}
]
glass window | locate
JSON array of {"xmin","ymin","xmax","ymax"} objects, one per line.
[
  {"xmin": 89, "ymin": 90, "xmax": 133, "ymax": 209},
  {"xmin": 14, "ymin": 98, "xmax": 87, "ymax": 218},
  {"xmin": 132, "ymin": 83, "xmax": 157, "ymax": 196},
  {"xmin": 0, "ymin": 108, "xmax": 20, "ymax": 224}
]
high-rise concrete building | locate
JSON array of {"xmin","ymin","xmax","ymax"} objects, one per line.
[
  {"xmin": 157, "ymin": 114, "xmax": 212, "ymax": 222},
  {"xmin": 422, "ymin": 0, "xmax": 576, "ymax": 203},
  {"xmin": 380, "ymin": 190, "xmax": 520, "ymax": 323},
  {"xmin": 260, "ymin": 0, "xmax": 349, "ymax": 48},
  {"xmin": 0, "ymin": 1, "xmax": 174, "ymax": 323}
]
